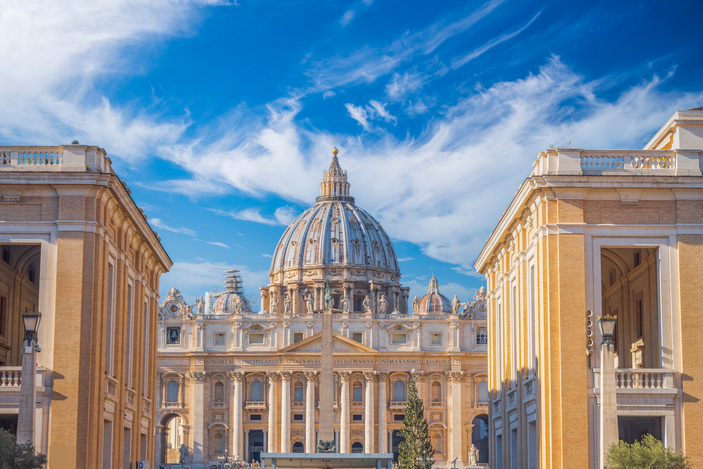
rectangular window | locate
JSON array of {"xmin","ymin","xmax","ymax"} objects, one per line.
[
  {"xmin": 354, "ymin": 298, "xmax": 362, "ymax": 313},
  {"xmin": 391, "ymin": 333, "xmax": 407, "ymax": 345},
  {"xmin": 477, "ymin": 327, "xmax": 487, "ymax": 345},
  {"xmin": 125, "ymin": 283, "xmax": 134, "ymax": 387},
  {"xmin": 352, "ymin": 386, "xmax": 362, "ymax": 402},
  {"xmin": 250, "ymin": 414, "xmax": 262, "ymax": 421},
  {"xmin": 105, "ymin": 262, "xmax": 115, "ymax": 375},
  {"xmin": 249, "ymin": 333, "xmax": 265, "ymax": 344},
  {"xmin": 293, "ymin": 332, "xmax": 304, "ymax": 343},
  {"xmin": 393, "ymin": 414, "xmax": 404, "ymax": 421},
  {"xmin": 2, "ymin": 247, "xmax": 9, "ymax": 264},
  {"xmin": 142, "ymin": 298, "xmax": 149, "ymax": 396},
  {"xmin": 294, "ymin": 386, "xmax": 304, "ymax": 402},
  {"xmin": 352, "ymin": 414, "xmax": 363, "ymax": 421},
  {"xmin": 167, "ymin": 327, "xmax": 181, "ymax": 345},
  {"xmin": 293, "ymin": 414, "xmax": 304, "ymax": 421},
  {"xmin": 102, "ymin": 420, "xmax": 113, "ymax": 469},
  {"xmin": 123, "ymin": 427, "xmax": 131, "ymax": 469},
  {"xmin": 431, "ymin": 333, "xmax": 442, "ymax": 345},
  {"xmin": 351, "ymin": 332, "xmax": 363, "ymax": 343},
  {"xmin": 214, "ymin": 333, "xmax": 226, "ymax": 345}
]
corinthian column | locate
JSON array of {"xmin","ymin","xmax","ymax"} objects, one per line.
[
  {"xmin": 231, "ymin": 372, "xmax": 244, "ymax": 459},
  {"xmin": 267, "ymin": 372, "xmax": 279, "ymax": 452},
  {"xmin": 377, "ymin": 372, "xmax": 389, "ymax": 453},
  {"xmin": 304, "ymin": 371, "xmax": 317, "ymax": 453},
  {"xmin": 189, "ymin": 371, "xmax": 207, "ymax": 462},
  {"xmin": 339, "ymin": 371, "xmax": 352, "ymax": 453},
  {"xmin": 281, "ymin": 372, "xmax": 292, "ymax": 452},
  {"xmin": 363, "ymin": 371, "xmax": 376, "ymax": 453}
]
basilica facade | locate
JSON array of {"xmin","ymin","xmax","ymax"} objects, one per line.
[{"xmin": 155, "ymin": 150, "xmax": 489, "ymax": 468}]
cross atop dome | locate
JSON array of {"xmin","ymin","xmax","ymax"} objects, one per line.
[{"xmin": 316, "ymin": 147, "xmax": 355, "ymax": 204}]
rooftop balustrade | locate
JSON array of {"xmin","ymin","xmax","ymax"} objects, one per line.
[
  {"xmin": 0, "ymin": 145, "xmax": 112, "ymax": 173},
  {"xmin": 532, "ymin": 149, "xmax": 702, "ymax": 177}
]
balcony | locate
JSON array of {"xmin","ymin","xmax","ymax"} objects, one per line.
[
  {"xmin": 389, "ymin": 401, "xmax": 406, "ymax": 410},
  {"xmin": 351, "ymin": 401, "xmax": 364, "ymax": 409},
  {"xmin": 292, "ymin": 401, "xmax": 304, "ymax": 408},
  {"xmin": 593, "ymin": 368, "xmax": 678, "ymax": 409},
  {"xmin": 0, "ymin": 366, "xmax": 47, "ymax": 410},
  {"xmin": 246, "ymin": 400, "xmax": 267, "ymax": 410},
  {"xmin": 212, "ymin": 400, "xmax": 227, "ymax": 408},
  {"xmin": 506, "ymin": 388, "xmax": 517, "ymax": 411},
  {"xmin": 428, "ymin": 401, "xmax": 444, "ymax": 408}
]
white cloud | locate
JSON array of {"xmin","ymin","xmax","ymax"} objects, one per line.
[
  {"xmin": 211, "ymin": 205, "xmax": 297, "ymax": 226},
  {"xmin": 345, "ymin": 103, "xmax": 371, "ymax": 130},
  {"xmin": 150, "ymin": 218, "xmax": 197, "ymax": 237},
  {"xmin": 206, "ymin": 241, "xmax": 230, "ymax": 248},
  {"xmin": 160, "ymin": 260, "xmax": 269, "ymax": 309},
  {"xmin": 451, "ymin": 11, "xmax": 541, "ymax": 69},
  {"xmin": 0, "ymin": 0, "xmax": 227, "ymax": 160},
  {"xmin": 160, "ymin": 57, "xmax": 703, "ymax": 271},
  {"xmin": 345, "ymin": 100, "xmax": 396, "ymax": 129},
  {"xmin": 340, "ymin": 9, "xmax": 355, "ymax": 26},
  {"xmin": 322, "ymin": 90, "xmax": 336, "ymax": 99},
  {"xmin": 274, "ymin": 206, "xmax": 299, "ymax": 226},
  {"xmin": 386, "ymin": 71, "xmax": 425, "ymax": 100}
]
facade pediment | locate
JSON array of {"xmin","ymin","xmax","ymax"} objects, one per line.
[{"xmin": 278, "ymin": 331, "xmax": 377, "ymax": 354}]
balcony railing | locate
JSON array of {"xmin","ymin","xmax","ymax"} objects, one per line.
[
  {"xmin": 532, "ymin": 149, "xmax": 702, "ymax": 177},
  {"xmin": 615, "ymin": 369, "xmax": 672, "ymax": 389},
  {"xmin": 246, "ymin": 401, "xmax": 267, "ymax": 409},
  {"xmin": 0, "ymin": 145, "xmax": 112, "ymax": 173},
  {"xmin": 389, "ymin": 401, "xmax": 406, "ymax": 409},
  {"xmin": 428, "ymin": 401, "xmax": 444, "ymax": 408},
  {"xmin": 0, "ymin": 367, "xmax": 22, "ymax": 388}
]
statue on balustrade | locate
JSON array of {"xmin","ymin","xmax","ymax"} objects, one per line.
[
  {"xmin": 179, "ymin": 444, "xmax": 188, "ymax": 463},
  {"xmin": 378, "ymin": 294, "xmax": 388, "ymax": 314}
]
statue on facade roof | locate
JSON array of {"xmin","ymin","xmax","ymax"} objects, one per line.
[
  {"xmin": 378, "ymin": 294, "xmax": 388, "ymax": 314},
  {"xmin": 305, "ymin": 291, "xmax": 314, "ymax": 314},
  {"xmin": 412, "ymin": 295, "xmax": 420, "ymax": 314},
  {"xmin": 451, "ymin": 295, "xmax": 462, "ymax": 315},
  {"xmin": 270, "ymin": 296, "xmax": 279, "ymax": 316},
  {"xmin": 362, "ymin": 295, "xmax": 371, "ymax": 314},
  {"xmin": 341, "ymin": 294, "xmax": 350, "ymax": 314}
]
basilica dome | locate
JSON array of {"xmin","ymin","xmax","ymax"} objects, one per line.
[
  {"xmin": 270, "ymin": 149, "xmax": 399, "ymax": 275},
  {"xmin": 416, "ymin": 273, "xmax": 451, "ymax": 314}
]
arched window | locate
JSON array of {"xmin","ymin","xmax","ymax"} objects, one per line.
[
  {"xmin": 351, "ymin": 442, "xmax": 363, "ymax": 453},
  {"xmin": 214, "ymin": 382, "xmax": 225, "ymax": 402},
  {"xmin": 393, "ymin": 380, "xmax": 406, "ymax": 402},
  {"xmin": 431, "ymin": 382, "xmax": 441, "ymax": 403},
  {"xmin": 293, "ymin": 382, "xmax": 304, "ymax": 403},
  {"xmin": 167, "ymin": 381, "xmax": 179, "ymax": 403},
  {"xmin": 214, "ymin": 432, "xmax": 225, "ymax": 453},
  {"xmin": 478, "ymin": 382, "xmax": 489, "ymax": 403},
  {"xmin": 352, "ymin": 382, "xmax": 363, "ymax": 402},
  {"xmin": 292, "ymin": 442, "xmax": 304, "ymax": 453},
  {"xmin": 250, "ymin": 380, "xmax": 263, "ymax": 402}
]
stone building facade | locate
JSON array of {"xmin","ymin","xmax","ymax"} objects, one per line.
[
  {"xmin": 156, "ymin": 151, "xmax": 489, "ymax": 469},
  {"xmin": 474, "ymin": 108, "xmax": 703, "ymax": 468},
  {"xmin": 0, "ymin": 145, "xmax": 172, "ymax": 468}
]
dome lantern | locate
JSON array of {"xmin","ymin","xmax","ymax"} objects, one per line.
[{"xmin": 316, "ymin": 148, "xmax": 354, "ymax": 204}]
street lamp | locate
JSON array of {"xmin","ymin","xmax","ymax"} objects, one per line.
[
  {"xmin": 597, "ymin": 314, "xmax": 617, "ymax": 469},
  {"xmin": 597, "ymin": 314, "xmax": 617, "ymax": 346},
  {"xmin": 17, "ymin": 311, "xmax": 41, "ymax": 445}
]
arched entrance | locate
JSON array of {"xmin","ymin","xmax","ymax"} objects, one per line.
[
  {"xmin": 471, "ymin": 414, "xmax": 489, "ymax": 464},
  {"xmin": 160, "ymin": 414, "xmax": 185, "ymax": 465}
]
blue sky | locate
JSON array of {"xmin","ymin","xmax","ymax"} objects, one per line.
[{"xmin": 2, "ymin": 0, "xmax": 703, "ymax": 308}]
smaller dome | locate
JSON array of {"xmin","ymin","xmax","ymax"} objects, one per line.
[
  {"xmin": 417, "ymin": 273, "xmax": 451, "ymax": 314},
  {"xmin": 212, "ymin": 292, "xmax": 251, "ymax": 315},
  {"xmin": 211, "ymin": 270, "xmax": 251, "ymax": 315}
]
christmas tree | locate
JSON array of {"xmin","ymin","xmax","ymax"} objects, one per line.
[{"xmin": 398, "ymin": 377, "xmax": 435, "ymax": 469}]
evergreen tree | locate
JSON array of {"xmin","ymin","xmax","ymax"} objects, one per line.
[
  {"xmin": 398, "ymin": 377, "xmax": 434, "ymax": 469},
  {"xmin": 605, "ymin": 434, "xmax": 690, "ymax": 469}
]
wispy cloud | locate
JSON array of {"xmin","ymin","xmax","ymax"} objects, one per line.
[
  {"xmin": 160, "ymin": 57, "xmax": 703, "ymax": 272},
  {"xmin": 345, "ymin": 100, "xmax": 396, "ymax": 129},
  {"xmin": 386, "ymin": 71, "xmax": 425, "ymax": 100},
  {"xmin": 451, "ymin": 11, "xmax": 542, "ymax": 69},
  {"xmin": 304, "ymin": 0, "xmax": 505, "ymax": 93},
  {"xmin": 151, "ymin": 218, "xmax": 197, "ymax": 237},
  {"xmin": 211, "ymin": 205, "xmax": 298, "ymax": 226}
]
